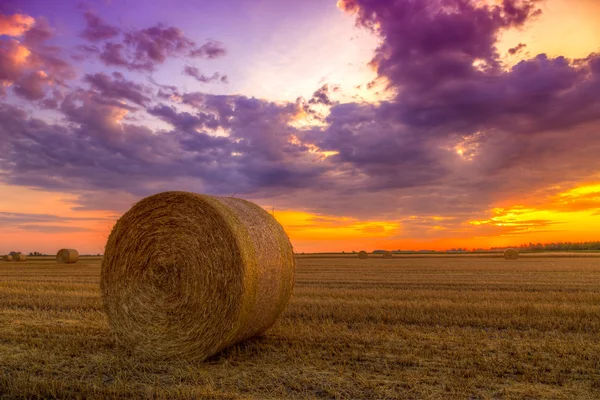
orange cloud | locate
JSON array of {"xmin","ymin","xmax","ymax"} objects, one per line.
[
  {"xmin": 8, "ymin": 40, "xmax": 31, "ymax": 64},
  {"xmin": 273, "ymin": 209, "xmax": 399, "ymax": 240},
  {"xmin": 336, "ymin": 0, "xmax": 359, "ymax": 13},
  {"xmin": 0, "ymin": 14, "xmax": 35, "ymax": 37}
]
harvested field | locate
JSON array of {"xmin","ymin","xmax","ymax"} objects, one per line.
[{"xmin": 1, "ymin": 255, "xmax": 599, "ymax": 399}]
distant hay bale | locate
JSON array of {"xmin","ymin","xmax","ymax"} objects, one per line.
[
  {"xmin": 382, "ymin": 251, "xmax": 393, "ymax": 258},
  {"xmin": 504, "ymin": 248, "xmax": 519, "ymax": 260},
  {"xmin": 101, "ymin": 191, "xmax": 296, "ymax": 361},
  {"xmin": 13, "ymin": 253, "xmax": 27, "ymax": 262},
  {"xmin": 56, "ymin": 249, "xmax": 79, "ymax": 264},
  {"xmin": 2, "ymin": 255, "xmax": 12, "ymax": 261},
  {"xmin": 358, "ymin": 251, "xmax": 368, "ymax": 259}
]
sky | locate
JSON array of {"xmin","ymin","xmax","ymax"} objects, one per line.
[{"xmin": 0, "ymin": 0, "xmax": 599, "ymax": 254}]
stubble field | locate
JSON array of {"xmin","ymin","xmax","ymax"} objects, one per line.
[{"xmin": 1, "ymin": 255, "xmax": 600, "ymax": 399}]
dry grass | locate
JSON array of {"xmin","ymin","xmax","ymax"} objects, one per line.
[{"xmin": 1, "ymin": 255, "xmax": 600, "ymax": 399}]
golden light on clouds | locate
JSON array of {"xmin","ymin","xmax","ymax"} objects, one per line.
[
  {"xmin": 272, "ymin": 209, "xmax": 398, "ymax": 242},
  {"xmin": 0, "ymin": 14, "xmax": 35, "ymax": 37},
  {"xmin": 11, "ymin": 42, "xmax": 31, "ymax": 64},
  {"xmin": 498, "ymin": 0, "xmax": 600, "ymax": 62},
  {"xmin": 288, "ymin": 134, "xmax": 339, "ymax": 160},
  {"xmin": 468, "ymin": 183, "xmax": 600, "ymax": 244}
]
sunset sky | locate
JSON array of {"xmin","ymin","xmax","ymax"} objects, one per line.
[{"xmin": 1, "ymin": 0, "xmax": 599, "ymax": 254}]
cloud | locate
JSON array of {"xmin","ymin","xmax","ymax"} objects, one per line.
[
  {"xmin": 189, "ymin": 39, "xmax": 226, "ymax": 59},
  {"xmin": 0, "ymin": 16, "xmax": 75, "ymax": 101},
  {"xmin": 84, "ymin": 72, "xmax": 151, "ymax": 106},
  {"xmin": 308, "ymin": 84, "xmax": 337, "ymax": 106},
  {"xmin": 0, "ymin": 211, "xmax": 109, "ymax": 233},
  {"xmin": 80, "ymin": 10, "xmax": 120, "ymax": 42},
  {"xmin": 183, "ymin": 65, "xmax": 228, "ymax": 84},
  {"xmin": 13, "ymin": 70, "xmax": 50, "ymax": 100},
  {"xmin": 508, "ymin": 42, "xmax": 527, "ymax": 55},
  {"xmin": 0, "ymin": 211, "xmax": 107, "ymax": 224},
  {"xmin": 96, "ymin": 26, "xmax": 227, "ymax": 72},
  {"xmin": 2, "ymin": 0, "xmax": 600, "ymax": 234},
  {"xmin": 147, "ymin": 103, "xmax": 220, "ymax": 131},
  {"xmin": 22, "ymin": 16, "xmax": 53, "ymax": 45},
  {"xmin": 0, "ymin": 92, "xmax": 328, "ymax": 201},
  {"xmin": 15, "ymin": 225, "xmax": 92, "ymax": 233},
  {"xmin": 0, "ymin": 13, "xmax": 34, "ymax": 36}
]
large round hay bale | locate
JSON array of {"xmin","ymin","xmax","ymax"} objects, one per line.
[
  {"xmin": 2, "ymin": 255, "xmax": 12, "ymax": 261},
  {"xmin": 101, "ymin": 191, "xmax": 295, "ymax": 361},
  {"xmin": 358, "ymin": 250, "xmax": 368, "ymax": 259},
  {"xmin": 14, "ymin": 253, "xmax": 27, "ymax": 262},
  {"xmin": 503, "ymin": 248, "xmax": 519, "ymax": 260},
  {"xmin": 56, "ymin": 249, "xmax": 79, "ymax": 264},
  {"xmin": 382, "ymin": 251, "xmax": 393, "ymax": 258}
]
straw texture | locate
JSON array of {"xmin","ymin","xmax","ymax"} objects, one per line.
[
  {"xmin": 503, "ymin": 248, "xmax": 519, "ymax": 260},
  {"xmin": 101, "ymin": 191, "xmax": 295, "ymax": 361},
  {"xmin": 14, "ymin": 254, "xmax": 27, "ymax": 262},
  {"xmin": 358, "ymin": 251, "xmax": 368, "ymax": 259},
  {"xmin": 2, "ymin": 255, "xmax": 12, "ymax": 261},
  {"xmin": 382, "ymin": 251, "xmax": 393, "ymax": 258},
  {"xmin": 57, "ymin": 249, "xmax": 79, "ymax": 264}
]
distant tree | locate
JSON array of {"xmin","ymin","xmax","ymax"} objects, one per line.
[{"xmin": 9, "ymin": 251, "xmax": 18, "ymax": 256}]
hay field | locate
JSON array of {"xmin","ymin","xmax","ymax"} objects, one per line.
[{"xmin": 1, "ymin": 255, "xmax": 600, "ymax": 399}]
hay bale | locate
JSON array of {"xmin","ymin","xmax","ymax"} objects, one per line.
[
  {"xmin": 56, "ymin": 249, "xmax": 79, "ymax": 264},
  {"xmin": 13, "ymin": 253, "xmax": 27, "ymax": 262},
  {"xmin": 2, "ymin": 255, "xmax": 12, "ymax": 261},
  {"xmin": 382, "ymin": 251, "xmax": 393, "ymax": 258},
  {"xmin": 504, "ymin": 248, "xmax": 519, "ymax": 260},
  {"xmin": 101, "ymin": 191, "xmax": 295, "ymax": 361},
  {"xmin": 358, "ymin": 250, "xmax": 368, "ymax": 259}
]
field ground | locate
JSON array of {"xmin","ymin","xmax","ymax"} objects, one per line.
[{"xmin": 1, "ymin": 255, "xmax": 600, "ymax": 399}]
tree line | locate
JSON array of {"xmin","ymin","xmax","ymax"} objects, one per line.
[{"xmin": 492, "ymin": 241, "xmax": 600, "ymax": 251}]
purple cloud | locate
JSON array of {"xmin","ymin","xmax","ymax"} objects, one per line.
[
  {"xmin": 13, "ymin": 70, "xmax": 50, "ymax": 100},
  {"xmin": 23, "ymin": 16, "xmax": 53, "ymax": 45},
  {"xmin": 0, "ymin": 18, "xmax": 75, "ymax": 101},
  {"xmin": 84, "ymin": 72, "xmax": 151, "ymax": 106},
  {"xmin": 308, "ymin": 84, "xmax": 337, "ymax": 106},
  {"xmin": 189, "ymin": 40, "xmax": 226, "ymax": 59},
  {"xmin": 81, "ymin": 10, "xmax": 120, "ymax": 42},
  {"xmin": 508, "ymin": 42, "xmax": 527, "ymax": 55},
  {"xmin": 94, "ymin": 26, "xmax": 226, "ymax": 72},
  {"xmin": 183, "ymin": 65, "xmax": 227, "ymax": 84},
  {"xmin": 1, "ymin": 0, "xmax": 600, "ymax": 227}
]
